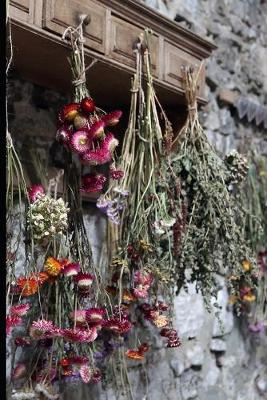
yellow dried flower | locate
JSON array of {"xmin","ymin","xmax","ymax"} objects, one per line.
[
  {"xmin": 242, "ymin": 260, "xmax": 251, "ymax": 272},
  {"xmin": 243, "ymin": 293, "xmax": 256, "ymax": 302},
  {"xmin": 139, "ymin": 240, "xmax": 152, "ymax": 252}
]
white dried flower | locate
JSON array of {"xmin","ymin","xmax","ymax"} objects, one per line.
[{"xmin": 27, "ymin": 194, "xmax": 69, "ymax": 242}]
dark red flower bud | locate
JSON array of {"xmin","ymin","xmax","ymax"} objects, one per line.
[{"xmin": 81, "ymin": 97, "xmax": 96, "ymax": 114}]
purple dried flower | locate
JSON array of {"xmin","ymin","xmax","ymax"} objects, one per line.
[{"xmin": 248, "ymin": 322, "xmax": 265, "ymax": 333}]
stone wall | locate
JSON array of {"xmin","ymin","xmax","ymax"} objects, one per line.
[{"xmin": 7, "ymin": 0, "xmax": 267, "ymax": 399}]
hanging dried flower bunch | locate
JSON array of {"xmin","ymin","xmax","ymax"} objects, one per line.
[
  {"xmin": 6, "ymin": 16, "xmax": 127, "ymax": 399},
  {"xmin": 238, "ymin": 150, "xmax": 267, "ymax": 333},
  {"xmin": 98, "ymin": 31, "xmax": 181, "ymax": 386},
  {"xmin": 167, "ymin": 65, "xmax": 256, "ymax": 309}
]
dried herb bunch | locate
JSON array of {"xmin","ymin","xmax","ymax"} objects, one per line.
[
  {"xmin": 168, "ymin": 65, "xmax": 255, "ymax": 308},
  {"xmin": 239, "ymin": 149, "xmax": 267, "ymax": 332}
]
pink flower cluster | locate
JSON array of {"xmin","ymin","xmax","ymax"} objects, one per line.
[
  {"xmin": 6, "ymin": 303, "xmax": 31, "ymax": 335},
  {"xmin": 56, "ymin": 98, "xmax": 122, "ymax": 168},
  {"xmin": 133, "ymin": 270, "xmax": 154, "ymax": 299}
]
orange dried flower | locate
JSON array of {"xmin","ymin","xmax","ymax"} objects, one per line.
[
  {"xmin": 125, "ymin": 350, "xmax": 144, "ymax": 361},
  {"xmin": 243, "ymin": 293, "xmax": 256, "ymax": 302},
  {"xmin": 17, "ymin": 277, "xmax": 39, "ymax": 296},
  {"xmin": 122, "ymin": 289, "xmax": 136, "ymax": 302},
  {"xmin": 228, "ymin": 295, "xmax": 238, "ymax": 305},
  {"xmin": 44, "ymin": 257, "xmax": 62, "ymax": 277},
  {"xmin": 36, "ymin": 272, "xmax": 49, "ymax": 284}
]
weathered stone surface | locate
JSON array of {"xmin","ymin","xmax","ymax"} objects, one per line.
[
  {"xmin": 210, "ymin": 338, "xmax": 226, "ymax": 353},
  {"xmin": 173, "ymin": 283, "xmax": 206, "ymax": 338},
  {"xmin": 7, "ymin": 0, "xmax": 267, "ymax": 399}
]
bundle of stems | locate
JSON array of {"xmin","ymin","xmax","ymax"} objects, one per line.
[
  {"xmin": 110, "ymin": 30, "xmax": 175, "ymax": 288},
  {"xmin": 241, "ymin": 150, "xmax": 267, "ymax": 326},
  {"xmin": 168, "ymin": 65, "xmax": 255, "ymax": 307}
]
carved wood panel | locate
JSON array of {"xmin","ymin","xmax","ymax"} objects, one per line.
[
  {"xmin": 43, "ymin": 0, "xmax": 106, "ymax": 54},
  {"xmin": 164, "ymin": 41, "xmax": 205, "ymax": 96},
  {"xmin": 10, "ymin": 0, "xmax": 34, "ymax": 23},
  {"xmin": 109, "ymin": 16, "xmax": 159, "ymax": 76}
]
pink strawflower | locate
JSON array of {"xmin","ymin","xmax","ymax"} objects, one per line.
[
  {"xmin": 87, "ymin": 121, "xmax": 105, "ymax": 140},
  {"xmin": 160, "ymin": 328, "xmax": 178, "ymax": 338},
  {"xmin": 104, "ymin": 318, "xmax": 132, "ymax": 334},
  {"xmin": 80, "ymin": 148, "xmax": 111, "ymax": 166},
  {"xmin": 29, "ymin": 319, "xmax": 55, "ymax": 339},
  {"xmin": 92, "ymin": 369, "xmax": 102, "ymax": 383},
  {"xmin": 10, "ymin": 303, "xmax": 30, "ymax": 317},
  {"xmin": 70, "ymin": 130, "xmax": 91, "ymax": 154},
  {"xmin": 69, "ymin": 310, "xmax": 87, "ymax": 324},
  {"xmin": 56, "ymin": 126, "xmax": 72, "ymax": 144},
  {"xmin": 28, "ymin": 184, "xmax": 45, "ymax": 203},
  {"xmin": 6, "ymin": 315, "xmax": 22, "ymax": 335},
  {"xmin": 134, "ymin": 271, "xmax": 154, "ymax": 286},
  {"xmin": 62, "ymin": 263, "xmax": 80, "ymax": 277},
  {"xmin": 74, "ymin": 273, "xmax": 94, "ymax": 288},
  {"xmin": 14, "ymin": 337, "xmax": 31, "ymax": 347},
  {"xmin": 80, "ymin": 364, "xmax": 92, "ymax": 383},
  {"xmin": 157, "ymin": 301, "xmax": 169, "ymax": 311},
  {"xmin": 102, "ymin": 110, "xmax": 122, "ymax": 126},
  {"xmin": 68, "ymin": 356, "xmax": 89, "ymax": 365},
  {"xmin": 86, "ymin": 308, "xmax": 106, "ymax": 323},
  {"xmin": 109, "ymin": 166, "xmax": 124, "ymax": 180},
  {"xmin": 12, "ymin": 363, "xmax": 27, "ymax": 380},
  {"xmin": 102, "ymin": 133, "xmax": 119, "ymax": 154},
  {"xmin": 133, "ymin": 285, "xmax": 150, "ymax": 299},
  {"xmin": 248, "ymin": 322, "xmax": 265, "ymax": 333},
  {"xmin": 167, "ymin": 337, "xmax": 181, "ymax": 348},
  {"xmin": 63, "ymin": 327, "xmax": 98, "ymax": 343},
  {"xmin": 80, "ymin": 174, "xmax": 107, "ymax": 193}
]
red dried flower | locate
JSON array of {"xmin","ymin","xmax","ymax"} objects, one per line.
[
  {"xmin": 166, "ymin": 337, "xmax": 181, "ymax": 348},
  {"xmin": 28, "ymin": 184, "xmax": 45, "ymax": 203},
  {"xmin": 14, "ymin": 337, "xmax": 31, "ymax": 347},
  {"xmin": 81, "ymin": 97, "xmax": 96, "ymax": 114},
  {"xmin": 74, "ymin": 273, "xmax": 94, "ymax": 288},
  {"xmin": 62, "ymin": 262, "xmax": 80, "ymax": 277},
  {"xmin": 56, "ymin": 126, "xmax": 72, "ymax": 145},
  {"xmin": 63, "ymin": 327, "xmax": 98, "ymax": 343},
  {"xmin": 86, "ymin": 308, "xmax": 106, "ymax": 323},
  {"xmin": 102, "ymin": 110, "xmax": 122, "ymax": 126},
  {"xmin": 104, "ymin": 318, "xmax": 132, "ymax": 334},
  {"xmin": 109, "ymin": 165, "xmax": 124, "ymax": 180},
  {"xmin": 87, "ymin": 120, "xmax": 105, "ymax": 140},
  {"xmin": 160, "ymin": 328, "xmax": 178, "ymax": 338},
  {"xmin": 80, "ymin": 173, "xmax": 107, "ymax": 193},
  {"xmin": 80, "ymin": 148, "xmax": 111, "ymax": 166},
  {"xmin": 6, "ymin": 315, "xmax": 22, "ymax": 335},
  {"xmin": 102, "ymin": 132, "xmax": 119, "ymax": 154},
  {"xmin": 59, "ymin": 103, "xmax": 80, "ymax": 122},
  {"xmin": 138, "ymin": 343, "xmax": 149, "ymax": 354},
  {"xmin": 92, "ymin": 369, "xmax": 102, "ymax": 383}
]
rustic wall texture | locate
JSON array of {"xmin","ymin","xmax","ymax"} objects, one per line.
[{"xmin": 8, "ymin": 0, "xmax": 267, "ymax": 399}]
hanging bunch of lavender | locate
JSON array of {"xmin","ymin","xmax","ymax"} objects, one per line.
[{"xmin": 168, "ymin": 65, "xmax": 256, "ymax": 308}]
